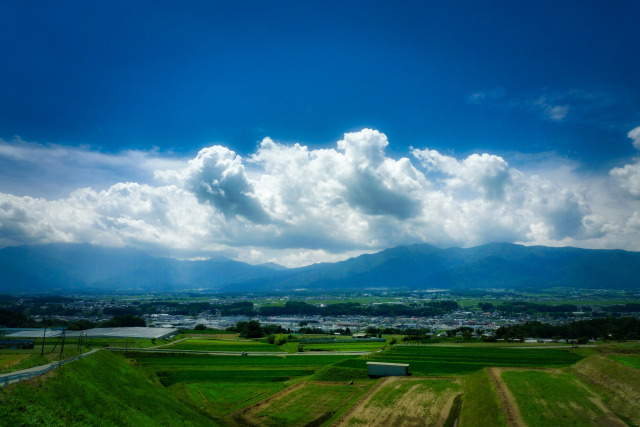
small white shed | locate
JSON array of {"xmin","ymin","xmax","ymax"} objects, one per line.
[{"xmin": 366, "ymin": 362, "xmax": 409, "ymax": 377}]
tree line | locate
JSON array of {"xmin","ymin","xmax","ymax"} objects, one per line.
[
  {"xmin": 495, "ymin": 317, "xmax": 640, "ymax": 341},
  {"xmin": 259, "ymin": 300, "xmax": 459, "ymax": 317}
]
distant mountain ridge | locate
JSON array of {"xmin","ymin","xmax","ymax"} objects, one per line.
[
  {"xmin": 1, "ymin": 242, "xmax": 639, "ymax": 294},
  {"xmin": 0, "ymin": 243, "xmax": 283, "ymax": 293},
  {"xmin": 224, "ymin": 243, "xmax": 640, "ymax": 292}
]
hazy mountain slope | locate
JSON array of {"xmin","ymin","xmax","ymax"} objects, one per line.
[
  {"xmin": 0, "ymin": 244, "xmax": 284, "ymax": 293},
  {"xmin": 224, "ymin": 243, "xmax": 640, "ymax": 292},
  {"xmin": 1, "ymin": 242, "xmax": 639, "ymax": 293},
  {"xmin": 0, "ymin": 246, "xmax": 84, "ymax": 292}
]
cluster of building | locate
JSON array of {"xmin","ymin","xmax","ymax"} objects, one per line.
[{"xmin": 11, "ymin": 291, "xmax": 640, "ymax": 337}]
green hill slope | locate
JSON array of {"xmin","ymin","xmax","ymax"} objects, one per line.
[{"xmin": 0, "ymin": 351, "xmax": 218, "ymax": 426}]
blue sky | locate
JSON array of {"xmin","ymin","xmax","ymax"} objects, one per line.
[{"xmin": 1, "ymin": 1, "xmax": 640, "ymax": 266}]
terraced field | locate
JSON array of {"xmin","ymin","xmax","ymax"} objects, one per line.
[
  {"xmin": 6, "ymin": 341, "xmax": 640, "ymax": 426},
  {"xmin": 132, "ymin": 353, "xmax": 365, "ymax": 421}
]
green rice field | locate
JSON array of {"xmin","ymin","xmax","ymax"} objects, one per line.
[
  {"xmin": 334, "ymin": 345, "xmax": 584, "ymax": 376},
  {"xmin": 165, "ymin": 338, "xmax": 282, "ymax": 352},
  {"xmin": 301, "ymin": 341, "xmax": 385, "ymax": 352}
]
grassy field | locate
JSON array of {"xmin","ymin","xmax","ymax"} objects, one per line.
[
  {"xmin": 182, "ymin": 381, "xmax": 285, "ymax": 416},
  {"xmin": 0, "ymin": 354, "xmax": 29, "ymax": 369},
  {"xmin": 501, "ymin": 370, "xmax": 620, "ymax": 426},
  {"xmin": 165, "ymin": 338, "xmax": 282, "ymax": 352},
  {"xmin": 334, "ymin": 345, "xmax": 584, "ymax": 376},
  {"xmin": 458, "ymin": 369, "xmax": 506, "ymax": 427},
  {"xmin": 238, "ymin": 382, "xmax": 372, "ymax": 426},
  {"xmin": 338, "ymin": 377, "xmax": 462, "ymax": 426}
]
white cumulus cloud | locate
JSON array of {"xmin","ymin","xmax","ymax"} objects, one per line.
[
  {"xmin": 610, "ymin": 126, "xmax": 640, "ymax": 198},
  {"xmin": 1, "ymin": 128, "xmax": 640, "ymax": 266}
]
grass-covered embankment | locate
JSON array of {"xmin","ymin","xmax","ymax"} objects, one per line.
[
  {"xmin": 571, "ymin": 354, "xmax": 640, "ymax": 425},
  {"xmin": 0, "ymin": 350, "xmax": 218, "ymax": 426}
]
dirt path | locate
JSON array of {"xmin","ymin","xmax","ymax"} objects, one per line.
[{"xmin": 486, "ymin": 367, "xmax": 526, "ymax": 427}]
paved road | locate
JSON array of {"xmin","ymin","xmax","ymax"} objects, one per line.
[{"xmin": 0, "ymin": 349, "xmax": 100, "ymax": 387}]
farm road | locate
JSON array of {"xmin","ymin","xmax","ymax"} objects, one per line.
[{"xmin": 487, "ymin": 367, "xmax": 526, "ymax": 427}]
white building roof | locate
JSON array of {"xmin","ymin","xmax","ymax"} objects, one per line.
[{"xmin": 366, "ymin": 362, "xmax": 409, "ymax": 367}]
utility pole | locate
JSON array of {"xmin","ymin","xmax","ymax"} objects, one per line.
[
  {"xmin": 59, "ymin": 329, "xmax": 66, "ymax": 362},
  {"xmin": 41, "ymin": 318, "xmax": 47, "ymax": 356}
]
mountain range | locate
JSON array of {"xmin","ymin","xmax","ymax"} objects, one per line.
[{"xmin": 1, "ymin": 243, "xmax": 639, "ymax": 294}]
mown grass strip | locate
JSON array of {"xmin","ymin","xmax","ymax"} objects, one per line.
[{"xmin": 458, "ymin": 369, "xmax": 506, "ymax": 427}]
